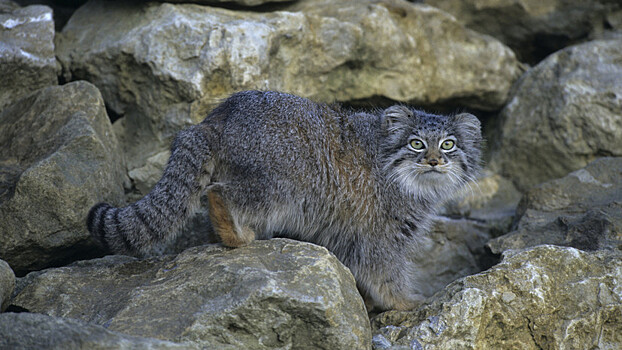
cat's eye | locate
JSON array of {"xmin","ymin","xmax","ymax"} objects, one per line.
[
  {"xmin": 440, "ymin": 139, "xmax": 455, "ymax": 151},
  {"xmin": 409, "ymin": 139, "xmax": 425, "ymax": 151}
]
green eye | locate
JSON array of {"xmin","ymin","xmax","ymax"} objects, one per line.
[
  {"xmin": 441, "ymin": 139, "xmax": 455, "ymax": 150},
  {"xmin": 409, "ymin": 139, "xmax": 425, "ymax": 150}
]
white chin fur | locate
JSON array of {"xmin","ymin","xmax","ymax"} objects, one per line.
[{"xmin": 391, "ymin": 163, "xmax": 465, "ymax": 201}]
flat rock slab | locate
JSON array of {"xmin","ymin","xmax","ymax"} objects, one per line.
[
  {"xmin": 12, "ymin": 239, "xmax": 372, "ymax": 349},
  {"xmin": 373, "ymin": 245, "xmax": 622, "ymax": 349},
  {"xmin": 0, "ymin": 2, "xmax": 58, "ymax": 110},
  {"xmin": 489, "ymin": 157, "xmax": 622, "ymax": 254},
  {"xmin": 0, "ymin": 81, "xmax": 126, "ymax": 275}
]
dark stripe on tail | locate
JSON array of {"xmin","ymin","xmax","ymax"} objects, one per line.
[
  {"xmin": 114, "ymin": 209, "xmax": 136, "ymax": 254},
  {"xmin": 132, "ymin": 204, "xmax": 160, "ymax": 239},
  {"xmin": 87, "ymin": 202, "xmax": 113, "ymax": 251}
]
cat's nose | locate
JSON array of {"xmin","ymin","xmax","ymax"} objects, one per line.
[{"xmin": 428, "ymin": 158, "xmax": 439, "ymax": 166}]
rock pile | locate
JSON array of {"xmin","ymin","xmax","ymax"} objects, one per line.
[
  {"xmin": 1, "ymin": 0, "xmax": 621, "ymax": 349},
  {"xmin": 10, "ymin": 240, "xmax": 371, "ymax": 349}
]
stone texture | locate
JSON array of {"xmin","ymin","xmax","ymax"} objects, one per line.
[
  {"xmin": 165, "ymin": 0, "xmax": 291, "ymax": 7},
  {"xmin": 0, "ymin": 313, "xmax": 194, "ymax": 350},
  {"xmin": 128, "ymin": 150, "xmax": 170, "ymax": 196},
  {"xmin": 0, "ymin": 81, "xmax": 126, "ymax": 276},
  {"xmin": 488, "ymin": 157, "xmax": 622, "ymax": 255},
  {"xmin": 0, "ymin": 0, "xmax": 18, "ymax": 11},
  {"xmin": 425, "ymin": 0, "xmax": 622, "ymax": 63},
  {"xmin": 490, "ymin": 39, "xmax": 622, "ymax": 191},
  {"xmin": 414, "ymin": 217, "xmax": 495, "ymax": 297},
  {"xmin": 56, "ymin": 0, "xmax": 521, "ymax": 174},
  {"xmin": 12, "ymin": 239, "xmax": 372, "ymax": 349},
  {"xmin": 0, "ymin": 259, "xmax": 15, "ymax": 311},
  {"xmin": 0, "ymin": 2, "xmax": 58, "ymax": 110},
  {"xmin": 372, "ymin": 245, "xmax": 622, "ymax": 349}
]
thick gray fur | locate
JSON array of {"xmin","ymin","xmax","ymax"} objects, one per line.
[{"xmin": 87, "ymin": 90, "xmax": 482, "ymax": 310}]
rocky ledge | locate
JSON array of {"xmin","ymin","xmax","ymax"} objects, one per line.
[{"xmin": 1, "ymin": 0, "xmax": 621, "ymax": 349}]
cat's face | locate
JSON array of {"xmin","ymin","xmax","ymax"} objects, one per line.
[{"xmin": 381, "ymin": 106, "xmax": 482, "ymax": 200}]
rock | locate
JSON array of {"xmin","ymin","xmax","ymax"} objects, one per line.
[
  {"xmin": 0, "ymin": 81, "xmax": 126, "ymax": 276},
  {"xmin": 0, "ymin": 313, "xmax": 194, "ymax": 350},
  {"xmin": 128, "ymin": 150, "xmax": 170, "ymax": 196},
  {"xmin": 56, "ymin": 0, "xmax": 521, "ymax": 173},
  {"xmin": 0, "ymin": 0, "xmax": 18, "ymax": 11},
  {"xmin": 4, "ymin": 0, "xmax": 83, "ymax": 31},
  {"xmin": 372, "ymin": 245, "xmax": 622, "ymax": 349},
  {"xmin": 12, "ymin": 239, "xmax": 372, "ymax": 349},
  {"xmin": 0, "ymin": 2, "xmax": 58, "ymax": 110},
  {"xmin": 425, "ymin": 0, "xmax": 622, "ymax": 63},
  {"xmin": 165, "ymin": 0, "xmax": 291, "ymax": 7},
  {"xmin": 490, "ymin": 39, "xmax": 622, "ymax": 191},
  {"xmin": 488, "ymin": 157, "xmax": 622, "ymax": 255},
  {"xmin": 0, "ymin": 259, "xmax": 15, "ymax": 311},
  {"xmin": 413, "ymin": 217, "xmax": 495, "ymax": 297}
]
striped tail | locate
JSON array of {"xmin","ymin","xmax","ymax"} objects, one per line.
[{"xmin": 87, "ymin": 124, "xmax": 213, "ymax": 255}]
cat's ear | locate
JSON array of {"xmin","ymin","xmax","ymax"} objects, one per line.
[
  {"xmin": 453, "ymin": 113, "xmax": 482, "ymax": 139},
  {"xmin": 382, "ymin": 105, "xmax": 413, "ymax": 133}
]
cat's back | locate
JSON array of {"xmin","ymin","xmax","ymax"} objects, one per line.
[
  {"xmin": 202, "ymin": 91, "xmax": 355, "ymax": 180},
  {"xmin": 206, "ymin": 90, "xmax": 336, "ymax": 133},
  {"xmin": 206, "ymin": 91, "xmax": 348, "ymax": 160}
]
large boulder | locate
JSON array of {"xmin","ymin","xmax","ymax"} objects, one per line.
[
  {"xmin": 0, "ymin": 259, "xmax": 14, "ymax": 311},
  {"xmin": 490, "ymin": 39, "xmax": 622, "ymax": 191},
  {"xmin": 11, "ymin": 239, "xmax": 372, "ymax": 349},
  {"xmin": 0, "ymin": 1, "xmax": 58, "ymax": 110},
  {"xmin": 56, "ymin": 0, "xmax": 521, "ymax": 174},
  {"xmin": 425, "ymin": 0, "xmax": 622, "ymax": 63},
  {"xmin": 0, "ymin": 313, "xmax": 193, "ymax": 350},
  {"xmin": 488, "ymin": 157, "xmax": 622, "ymax": 255},
  {"xmin": 372, "ymin": 245, "xmax": 622, "ymax": 349},
  {"xmin": 0, "ymin": 81, "xmax": 126, "ymax": 276}
]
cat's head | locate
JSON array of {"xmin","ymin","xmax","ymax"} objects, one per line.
[{"xmin": 380, "ymin": 105, "xmax": 482, "ymax": 200}]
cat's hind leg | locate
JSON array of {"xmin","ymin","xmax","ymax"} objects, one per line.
[{"xmin": 207, "ymin": 187, "xmax": 255, "ymax": 247}]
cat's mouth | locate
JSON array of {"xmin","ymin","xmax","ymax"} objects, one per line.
[{"xmin": 423, "ymin": 168, "xmax": 446, "ymax": 174}]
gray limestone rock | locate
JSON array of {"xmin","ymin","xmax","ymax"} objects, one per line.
[
  {"xmin": 0, "ymin": 313, "xmax": 195, "ymax": 350},
  {"xmin": 0, "ymin": 81, "xmax": 126, "ymax": 275},
  {"xmin": 12, "ymin": 239, "xmax": 372, "ymax": 349},
  {"xmin": 491, "ymin": 39, "xmax": 622, "ymax": 191},
  {"xmin": 425, "ymin": 0, "xmax": 622, "ymax": 63},
  {"xmin": 0, "ymin": 259, "xmax": 15, "ymax": 311},
  {"xmin": 56, "ymin": 0, "xmax": 521, "ymax": 174},
  {"xmin": 488, "ymin": 157, "xmax": 622, "ymax": 255},
  {"xmin": 0, "ymin": 2, "xmax": 58, "ymax": 110},
  {"xmin": 373, "ymin": 245, "xmax": 622, "ymax": 349}
]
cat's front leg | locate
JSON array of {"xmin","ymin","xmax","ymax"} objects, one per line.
[{"xmin": 359, "ymin": 258, "xmax": 426, "ymax": 311}]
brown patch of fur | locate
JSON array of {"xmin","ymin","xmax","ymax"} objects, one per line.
[{"xmin": 207, "ymin": 190, "xmax": 255, "ymax": 247}]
